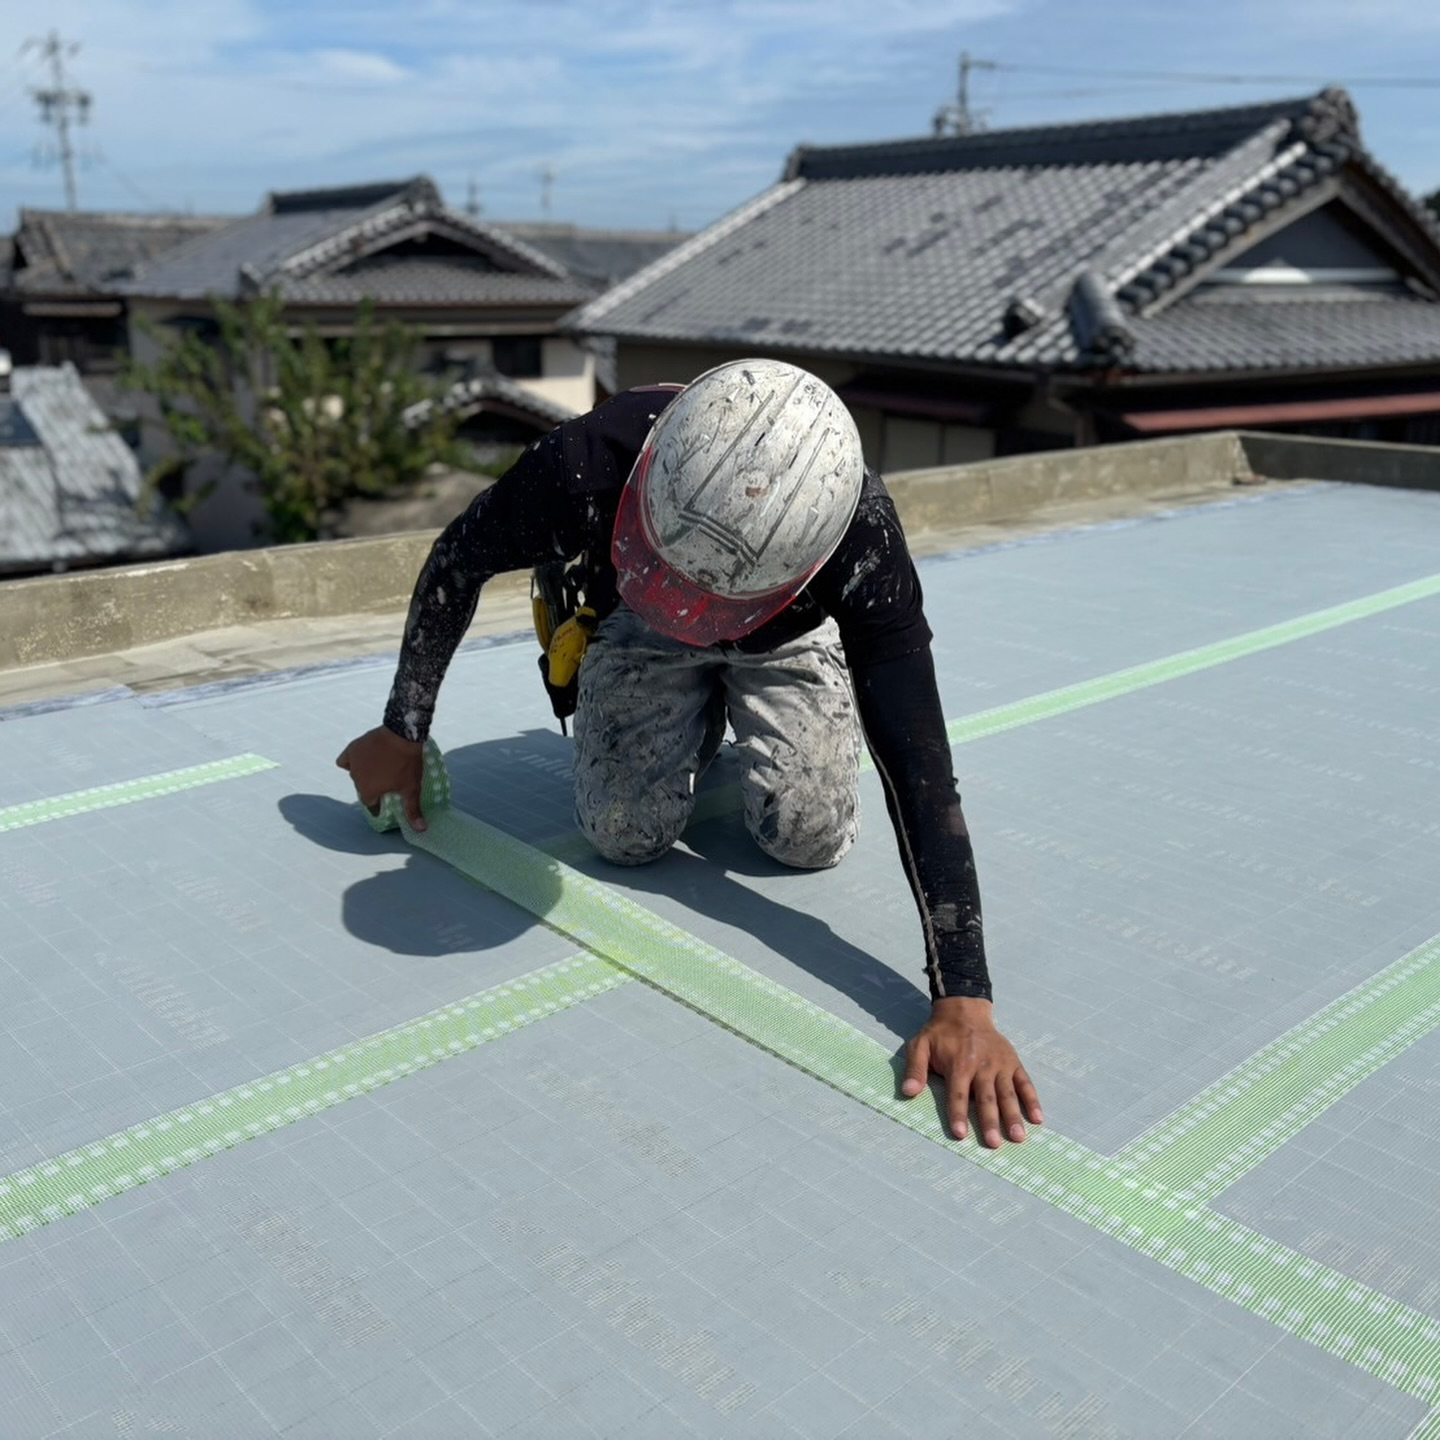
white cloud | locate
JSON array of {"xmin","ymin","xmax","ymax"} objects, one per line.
[{"xmin": 311, "ymin": 50, "xmax": 412, "ymax": 85}]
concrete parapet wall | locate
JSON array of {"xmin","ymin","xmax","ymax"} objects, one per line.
[
  {"xmin": 1236, "ymin": 431, "xmax": 1440, "ymax": 490},
  {"xmin": 887, "ymin": 430, "xmax": 1249, "ymax": 533},
  {"xmin": 4, "ymin": 428, "xmax": 1438, "ymax": 672},
  {"xmin": 0, "ymin": 532, "xmax": 531, "ymax": 670}
]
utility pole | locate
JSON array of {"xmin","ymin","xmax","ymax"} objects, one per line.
[
  {"xmin": 538, "ymin": 163, "xmax": 555, "ymax": 218},
  {"xmin": 25, "ymin": 31, "xmax": 92, "ymax": 210},
  {"xmin": 933, "ymin": 50, "xmax": 996, "ymax": 137},
  {"xmin": 464, "ymin": 177, "xmax": 482, "ymax": 218}
]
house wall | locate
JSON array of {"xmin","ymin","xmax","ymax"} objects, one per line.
[{"xmin": 518, "ymin": 338, "xmax": 594, "ymax": 414}]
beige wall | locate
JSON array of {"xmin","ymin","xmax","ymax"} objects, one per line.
[{"xmin": 520, "ymin": 338, "xmax": 595, "ymax": 414}]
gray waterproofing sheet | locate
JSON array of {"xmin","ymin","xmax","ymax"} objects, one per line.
[{"xmin": 0, "ymin": 481, "xmax": 1438, "ymax": 1438}]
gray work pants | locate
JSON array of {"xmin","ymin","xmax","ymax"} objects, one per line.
[{"xmin": 573, "ymin": 606, "xmax": 860, "ymax": 869}]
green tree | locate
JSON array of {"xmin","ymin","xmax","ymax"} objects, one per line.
[{"xmin": 125, "ymin": 293, "xmax": 464, "ymax": 544}]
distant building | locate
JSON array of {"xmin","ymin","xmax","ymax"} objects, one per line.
[
  {"xmin": 571, "ymin": 89, "xmax": 1440, "ymax": 470},
  {"xmin": 0, "ymin": 209, "xmax": 228, "ymax": 375},
  {"xmin": 0, "ymin": 362, "xmax": 187, "ymax": 578}
]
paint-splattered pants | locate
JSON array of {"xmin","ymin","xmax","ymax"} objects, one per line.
[{"xmin": 573, "ymin": 606, "xmax": 860, "ymax": 869}]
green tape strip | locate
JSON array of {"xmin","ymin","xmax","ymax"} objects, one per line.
[
  {"xmin": 368, "ymin": 744, "xmax": 1440, "ymax": 1409},
  {"xmin": 0, "ymin": 754, "xmax": 278, "ymax": 832},
  {"xmin": 1115, "ymin": 934, "xmax": 1440, "ymax": 1199},
  {"xmin": 943, "ymin": 570, "xmax": 1440, "ymax": 747},
  {"xmin": 0, "ymin": 953, "xmax": 626, "ymax": 1242}
]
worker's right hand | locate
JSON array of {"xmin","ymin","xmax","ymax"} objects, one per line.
[{"xmin": 336, "ymin": 726, "xmax": 427, "ymax": 831}]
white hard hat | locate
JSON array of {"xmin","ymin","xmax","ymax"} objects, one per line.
[{"xmin": 611, "ymin": 359, "xmax": 864, "ymax": 645}]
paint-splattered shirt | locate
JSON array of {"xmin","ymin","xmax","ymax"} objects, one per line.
[{"xmin": 383, "ymin": 387, "xmax": 990, "ymax": 1001}]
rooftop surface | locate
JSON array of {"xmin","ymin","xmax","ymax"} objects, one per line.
[{"xmin": 1, "ymin": 479, "xmax": 1439, "ymax": 1437}]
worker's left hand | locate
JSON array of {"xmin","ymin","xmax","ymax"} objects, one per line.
[{"xmin": 902, "ymin": 996, "xmax": 1043, "ymax": 1147}]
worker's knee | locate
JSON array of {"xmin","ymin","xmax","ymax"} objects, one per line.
[
  {"xmin": 576, "ymin": 793, "xmax": 687, "ymax": 866},
  {"xmin": 745, "ymin": 784, "xmax": 857, "ymax": 870}
]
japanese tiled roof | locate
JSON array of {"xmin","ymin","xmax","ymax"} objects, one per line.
[
  {"xmin": 0, "ymin": 364, "xmax": 188, "ymax": 574},
  {"xmin": 9, "ymin": 210, "xmax": 230, "ymax": 296},
  {"xmin": 571, "ymin": 90, "xmax": 1440, "ymax": 377},
  {"xmin": 122, "ymin": 177, "xmax": 591, "ymax": 309}
]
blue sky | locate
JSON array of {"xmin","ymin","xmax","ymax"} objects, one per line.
[{"xmin": 1, "ymin": 0, "xmax": 1437, "ymax": 231}]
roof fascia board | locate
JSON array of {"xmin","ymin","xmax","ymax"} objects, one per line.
[
  {"xmin": 567, "ymin": 180, "xmax": 806, "ymax": 333},
  {"xmin": 1333, "ymin": 165, "xmax": 1440, "ymax": 294}
]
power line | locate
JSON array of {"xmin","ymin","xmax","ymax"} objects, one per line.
[
  {"xmin": 94, "ymin": 150, "xmax": 169, "ymax": 211},
  {"xmin": 23, "ymin": 30, "xmax": 91, "ymax": 209},
  {"xmin": 991, "ymin": 61, "xmax": 1440, "ymax": 90}
]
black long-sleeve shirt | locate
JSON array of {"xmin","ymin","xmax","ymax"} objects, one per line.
[{"xmin": 383, "ymin": 386, "xmax": 990, "ymax": 1001}]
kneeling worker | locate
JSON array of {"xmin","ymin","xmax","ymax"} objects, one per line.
[{"xmin": 339, "ymin": 359, "xmax": 1043, "ymax": 1147}]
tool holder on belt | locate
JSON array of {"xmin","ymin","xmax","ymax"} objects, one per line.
[{"xmin": 531, "ymin": 559, "xmax": 596, "ymax": 733}]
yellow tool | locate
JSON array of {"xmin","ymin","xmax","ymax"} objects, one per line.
[
  {"xmin": 546, "ymin": 607, "xmax": 597, "ymax": 688},
  {"xmin": 532, "ymin": 561, "xmax": 595, "ymax": 730}
]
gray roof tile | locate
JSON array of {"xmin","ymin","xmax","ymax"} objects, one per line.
[{"xmin": 1129, "ymin": 288, "xmax": 1440, "ymax": 373}]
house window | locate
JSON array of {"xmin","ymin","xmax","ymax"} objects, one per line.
[{"xmin": 492, "ymin": 335, "xmax": 544, "ymax": 379}]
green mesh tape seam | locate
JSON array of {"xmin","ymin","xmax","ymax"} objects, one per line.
[
  {"xmin": 0, "ymin": 754, "xmax": 278, "ymax": 833},
  {"xmin": 0, "ymin": 952, "xmax": 626, "ymax": 1243},
  {"xmin": 1116, "ymin": 934, "xmax": 1440, "ymax": 1199},
  {"xmin": 944, "ymin": 570, "xmax": 1440, "ymax": 747},
  {"xmin": 369, "ymin": 745, "xmax": 1440, "ymax": 1407}
]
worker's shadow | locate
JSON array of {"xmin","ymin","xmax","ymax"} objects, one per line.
[{"xmin": 280, "ymin": 729, "xmax": 927, "ymax": 1043}]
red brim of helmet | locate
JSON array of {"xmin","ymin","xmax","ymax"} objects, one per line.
[{"xmin": 611, "ymin": 477, "xmax": 801, "ymax": 647}]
